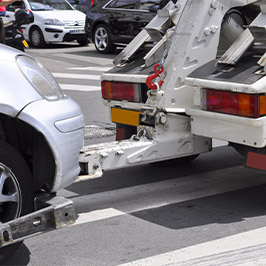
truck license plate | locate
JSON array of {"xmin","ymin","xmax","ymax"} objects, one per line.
[{"xmin": 112, "ymin": 108, "xmax": 139, "ymax": 126}]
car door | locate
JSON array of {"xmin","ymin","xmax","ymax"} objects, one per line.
[
  {"xmin": 132, "ymin": 0, "xmax": 161, "ymax": 36},
  {"xmin": 106, "ymin": 0, "xmax": 138, "ymax": 44}
]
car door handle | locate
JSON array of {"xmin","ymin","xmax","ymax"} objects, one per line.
[
  {"xmin": 5, "ymin": 15, "xmax": 10, "ymax": 17},
  {"xmin": 134, "ymin": 16, "xmax": 140, "ymax": 21}
]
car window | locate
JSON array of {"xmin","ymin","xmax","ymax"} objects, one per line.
[
  {"xmin": 113, "ymin": 0, "xmax": 137, "ymax": 9},
  {"xmin": 138, "ymin": 0, "xmax": 160, "ymax": 11},
  {"xmin": 28, "ymin": 0, "xmax": 73, "ymax": 11},
  {"xmin": 6, "ymin": 1, "xmax": 25, "ymax": 11}
]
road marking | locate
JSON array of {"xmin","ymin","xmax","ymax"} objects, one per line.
[
  {"xmin": 53, "ymin": 73, "xmax": 101, "ymax": 80},
  {"xmin": 73, "ymin": 165, "xmax": 266, "ymax": 225},
  {"xmin": 118, "ymin": 227, "xmax": 266, "ymax": 266},
  {"xmin": 68, "ymin": 66, "xmax": 112, "ymax": 71},
  {"xmin": 60, "ymin": 84, "xmax": 100, "ymax": 91},
  {"xmin": 75, "ymin": 208, "xmax": 124, "ymax": 225}
]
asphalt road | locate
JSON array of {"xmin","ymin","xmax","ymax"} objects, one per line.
[{"xmin": 4, "ymin": 43, "xmax": 266, "ymax": 266}]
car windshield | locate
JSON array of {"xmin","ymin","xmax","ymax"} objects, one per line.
[{"xmin": 29, "ymin": 0, "xmax": 73, "ymax": 11}]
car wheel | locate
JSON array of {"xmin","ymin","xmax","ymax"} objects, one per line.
[
  {"xmin": 29, "ymin": 27, "xmax": 46, "ymax": 48},
  {"xmin": 93, "ymin": 24, "xmax": 115, "ymax": 54},
  {"xmin": 0, "ymin": 142, "xmax": 34, "ymax": 262},
  {"xmin": 77, "ymin": 39, "xmax": 89, "ymax": 46}
]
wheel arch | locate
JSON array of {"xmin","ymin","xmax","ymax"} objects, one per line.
[
  {"xmin": 0, "ymin": 113, "xmax": 55, "ymax": 193},
  {"xmin": 92, "ymin": 21, "xmax": 108, "ymax": 42},
  {"xmin": 29, "ymin": 24, "xmax": 46, "ymax": 42}
]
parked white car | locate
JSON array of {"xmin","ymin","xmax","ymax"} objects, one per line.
[{"xmin": 5, "ymin": 0, "xmax": 88, "ymax": 47}]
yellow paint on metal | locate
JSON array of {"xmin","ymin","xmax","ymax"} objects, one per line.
[{"xmin": 112, "ymin": 108, "xmax": 139, "ymax": 126}]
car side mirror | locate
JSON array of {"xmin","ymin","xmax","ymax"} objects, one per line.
[
  {"xmin": 148, "ymin": 5, "xmax": 159, "ymax": 12},
  {"xmin": 15, "ymin": 9, "xmax": 34, "ymax": 26}
]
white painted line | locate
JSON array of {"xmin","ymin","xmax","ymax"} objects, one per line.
[
  {"xmin": 73, "ymin": 166, "xmax": 266, "ymax": 225},
  {"xmin": 75, "ymin": 208, "xmax": 124, "ymax": 225},
  {"xmin": 68, "ymin": 66, "xmax": 112, "ymax": 71},
  {"xmin": 60, "ymin": 84, "xmax": 100, "ymax": 92},
  {"xmin": 118, "ymin": 227, "xmax": 266, "ymax": 266},
  {"xmin": 53, "ymin": 73, "xmax": 101, "ymax": 80}
]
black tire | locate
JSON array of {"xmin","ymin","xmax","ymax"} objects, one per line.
[
  {"xmin": 29, "ymin": 26, "xmax": 46, "ymax": 48},
  {"xmin": 77, "ymin": 39, "xmax": 89, "ymax": 46},
  {"xmin": 0, "ymin": 142, "xmax": 34, "ymax": 262},
  {"xmin": 93, "ymin": 24, "xmax": 115, "ymax": 54},
  {"xmin": 151, "ymin": 154, "xmax": 199, "ymax": 167}
]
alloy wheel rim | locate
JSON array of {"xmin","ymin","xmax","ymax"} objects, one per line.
[
  {"xmin": 0, "ymin": 163, "xmax": 21, "ymax": 223},
  {"xmin": 95, "ymin": 27, "xmax": 108, "ymax": 51},
  {"xmin": 31, "ymin": 30, "xmax": 41, "ymax": 46}
]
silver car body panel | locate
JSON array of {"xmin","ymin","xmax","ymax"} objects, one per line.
[{"xmin": 0, "ymin": 44, "xmax": 84, "ymax": 192}]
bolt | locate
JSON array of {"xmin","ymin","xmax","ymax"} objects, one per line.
[
  {"xmin": 93, "ymin": 165, "xmax": 99, "ymax": 170},
  {"xmin": 204, "ymin": 28, "xmax": 211, "ymax": 36}
]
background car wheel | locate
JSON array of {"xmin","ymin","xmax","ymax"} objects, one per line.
[
  {"xmin": 0, "ymin": 142, "xmax": 34, "ymax": 262},
  {"xmin": 77, "ymin": 39, "xmax": 89, "ymax": 46},
  {"xmin": 93, "ymin": 24, "xmax": 115, "ymax": 54},
  {"xmin": 29, "ymin": 27, "xmax": 46, "ymax": 48}
]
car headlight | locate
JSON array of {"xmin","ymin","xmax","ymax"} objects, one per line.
[
  {"xmin": 44, "ymin": 18, "xmax": 64, "ymax": 26},
  {"xmin": 17, "ymin": 55, "xmax": 66, "ymax": 101}
]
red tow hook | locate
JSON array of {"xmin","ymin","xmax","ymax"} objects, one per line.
[{"xmin": 146, "ymin": 64, "xmax": 164, "ymax": 90}]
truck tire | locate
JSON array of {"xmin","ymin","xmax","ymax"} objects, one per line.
[{"xmin": 0, "ymin": 142, "xmax": 34, "ymax": 262}]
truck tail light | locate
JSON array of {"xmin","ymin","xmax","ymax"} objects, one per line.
[
  {"xmin": 202, "ymin": 89, "xmax": 266, "ymax": 118},
  {"xmin": 101, "ymin": 81, "xmax": 143, "ymax": 103}
]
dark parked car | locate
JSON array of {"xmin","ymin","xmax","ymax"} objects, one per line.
[{"xmin": 86, "ymin": 0, "xmax": 176, "ymax": 53}]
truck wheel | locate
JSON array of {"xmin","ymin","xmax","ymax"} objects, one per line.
[
  {"xmin": 0, "ymin": 142, "xmax": 34, "ymax": 262},
  {"xmin": 29, "ymin": 27, "xmax": 46, "ymax": 48},
  {"xmin": 93, "ymin": 24, "xmax": 115, "ymax": 53}
]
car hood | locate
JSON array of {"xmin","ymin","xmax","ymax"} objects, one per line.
[{"xmin": 32, "ymin": 10, "xmax": 86, "ymax": 21}]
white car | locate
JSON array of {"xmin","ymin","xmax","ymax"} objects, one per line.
[{"xmin": 5, "ymin": 0, "xmax": 88, "ymax": 47}]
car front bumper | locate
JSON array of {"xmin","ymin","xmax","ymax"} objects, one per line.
[
  {"xmin": 18, "ymin": 96, "xmax": 85, "ymax": 192},
  {"xmin": 43, "ymin": 25, "xmax": 86, "ymax": 42}
]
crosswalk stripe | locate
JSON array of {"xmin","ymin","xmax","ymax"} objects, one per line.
[
  {"xmin": 60, "ymin": 84, "xmax": 100, "ymax": 91},
  {"xmin": 73, "ymin": 165, "xmax": 266, "ymax": 226},
  {"xmin": 53, "ymin": 73, "xmax": 101, "ymax": 80},
  {"xmin": 118, "ymin": 227, "xmax": 266, "ymax": 266}
]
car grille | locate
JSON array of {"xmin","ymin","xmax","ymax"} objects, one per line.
[{"xmin": 63, "ymin": 20, "xmax": 85, "ymax": 29}]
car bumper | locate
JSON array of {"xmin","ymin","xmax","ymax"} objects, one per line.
[
  {"xmin": 186, "ymin": 107, "xmax": 266, "ymax": 148},
  {"xmin": 43, "ymin": 25, "xmax": 86, "ymax": 42},
  {"xmin": 18, "ymin": 96, "xmax": 85, "ymax": 192}
]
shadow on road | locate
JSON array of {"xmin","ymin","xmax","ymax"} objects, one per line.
[
  {"xmin": 68, "ymin": 146, "xmax": 244, "ymax": 197},
  {"xmin": 2, "ymin": 243, "xmax": 30, "ymax": 266}
]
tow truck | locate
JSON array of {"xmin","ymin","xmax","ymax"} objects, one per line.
[{"xmin": 79, "ymin": 0, "xmax": 265, "ymax": 179}]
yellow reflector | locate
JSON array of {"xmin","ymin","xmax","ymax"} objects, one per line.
[
  {"xmin": 259, "ymin": 95, "xmax": 266, "ymax": 116},
  {"xmin": 112, "ymin": 108, "xmax": 139, "ymax": 126},
  {"xmin": 22, "ymin": 40, "xmax": 29, "ymax": 47},
  {"xmin": 103, "ymin": 81, "xmax": 112, "ymax": 99}
]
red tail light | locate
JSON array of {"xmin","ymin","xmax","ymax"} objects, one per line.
[
  {"xmin": 91, "ymin": 0, "xmax": 93, "ymax": 7},
  {"xmin": 101, "ymin": 81, "xmax": 143, "ymax": 102},
  {"xmin": 202, "ymin": 89, "xmax": 266, "ymax": 118}
]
